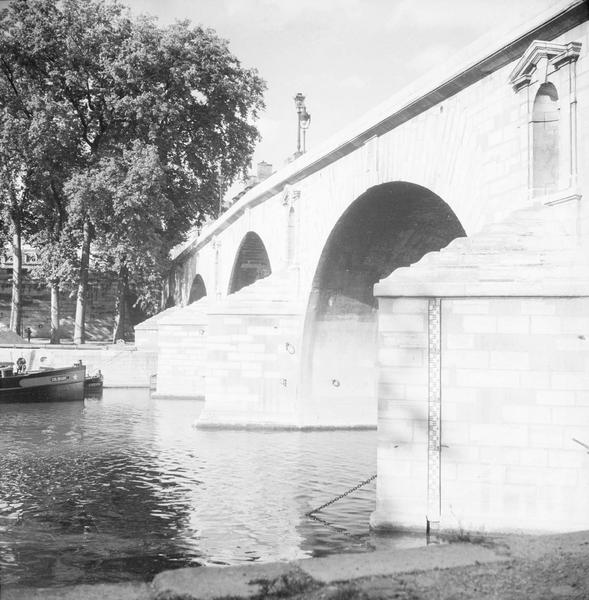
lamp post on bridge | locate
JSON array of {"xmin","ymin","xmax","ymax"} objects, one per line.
[{"xmin": 294, "ymin": 92, "xmax": 311, "ymax": 158}]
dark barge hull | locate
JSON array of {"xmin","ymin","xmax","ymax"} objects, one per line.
[
  {"xmin": 0, "ymin": 365, "xmax": 86, "ymax": 403},
  {"xmin": 84, "ymin": 376, "xmax": 103, "ymax": 390}
]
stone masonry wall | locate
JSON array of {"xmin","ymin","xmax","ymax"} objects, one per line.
[
  {"xmin": 372, "ymin": 296, "xmax": 589, "ymax": 533},
  {"xmin": 441, "ymin": 297, "xmax": 589, "ymax": 532},
  {"xmin": 197, "ymin": 308, "xmax": 302, "ymax": 428},
  {"xmin": 151, "ymin": 301, "xmax": 208, "ymax": 399},
  {"xmin": 371, "ymin": 297, "xmax": 429, "ymax": 529}
]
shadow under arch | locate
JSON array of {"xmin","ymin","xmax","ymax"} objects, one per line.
[
  {"xmin": 228, "ymin": 231, "xmax": 272, "ymax": 294},
  {"xmin": 188, "ymin": 274, "xmax": 207, "ymax": 304},
  {"xmin": 300, "ymin": 181, "xmax": 466, "ymax": 425}
]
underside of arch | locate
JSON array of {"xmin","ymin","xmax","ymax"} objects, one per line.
[
  {"xmin": 228, "ymin": 232, "xmax": 272, "ymax": 294},
  {"xmin": 302, "ymin": 181, "xmax": 466, "ymax": 425}
]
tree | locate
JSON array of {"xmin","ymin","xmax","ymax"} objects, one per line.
[
  {"xmin": 0, "ymin": 0, "xmax": 265, "ymax": 342},
  {"xmin": 65, "ymin": 142, "xmax": 173, "ymax": 341},
  {"xmin": 0, "ymin": 86, "xmax": 70, "ymax": 337},
  {"xmin": 0, "ymin": 112, "xmax": 31, "ymax": 335},
  {"xmin": 91, "ymin": 15, "xmax": 267, "ymax": 339},
  {"xmin": 0, "ymin": 0, "xmax": 83, "ymax": 341},
  {"xmin": 25, "ymin": 105, "xmax": 80, "ymax": 345}
]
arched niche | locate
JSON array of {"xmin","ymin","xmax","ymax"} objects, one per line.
[
  {"xmin": 188, "ymin": 274, "xmax": 207, "ymax": 304},
  {"xmin": 301, "ymin": 181, "xmax": 466, "ymax": 422},
  {"xmin": 228, "ymin": 232, "xmax": 272, "ymax": 294},
  {"xmin": 287, "ymin": 206, "xmax": 296, "ymax": 265},
  {"xmin": 532, "ymin": 82, "xmax": 560, "ymax": 196}
]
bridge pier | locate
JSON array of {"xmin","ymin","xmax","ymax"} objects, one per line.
[
  {"xmin": 194, "ymin": 268, "xmax": 379, "ymax": 429},
  {"xmin": 196, "ymin": 281, "xmax": 304, "ymax": 429},
  {"xmin": 372, "ymin": 201, "xmax": 589, "ymax": 533}
]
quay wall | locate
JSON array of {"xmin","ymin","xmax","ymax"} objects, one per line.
[{"xmin": 0, "ymin": 344, "xmax": 157, "ymax": 388}]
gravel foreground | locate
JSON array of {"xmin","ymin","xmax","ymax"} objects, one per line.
[
  {"xmin": 212, "ymin": 531, "xmax": 589, "ymax": 600},
  {"xmin": 275, "ymin": 548, "xmax": 589, "ymax": 600},
  {"xmin": 2, "ymin": 530, "xmax": 589, "ymax": 600}
]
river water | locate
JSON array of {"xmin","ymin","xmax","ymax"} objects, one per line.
[{"xmin": 0, "ymin": 389, "xmax": 423, "ymax": 588}]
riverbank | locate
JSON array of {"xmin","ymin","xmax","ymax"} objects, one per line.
[
  {"xmin": 3, "ymin": 529, "xmax": 588, "ymax": 600},
  {"xmin": 0, "ymin": 342, "xmax": 156, "ymax": 388}
]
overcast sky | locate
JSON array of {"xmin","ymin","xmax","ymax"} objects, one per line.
[
  {"xmin": 125, "ymin": 0, "xmax": 560, "ymax": 172},
  {"xmin": 1, "ymin": 0, "xmax": 561, "ymax": 173}
]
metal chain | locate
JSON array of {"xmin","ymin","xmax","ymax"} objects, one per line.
[{"xmin": 306, "ymin": 473, "xmax": 377, "ymax": 516}]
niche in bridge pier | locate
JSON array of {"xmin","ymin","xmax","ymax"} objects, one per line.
[
  {"xmin": 532, "ymin": 82, "xmax": 560, "ymax": 196},
  {"xmin": 302, "ymin": 182, "xmax": 465, "ymax": 425},
  {"xmin": 188, "ymin": 274, "xmax": 207, "ymax": 304},
  {"xmin": 228, "ymin": 231, "xmax": 272, "ymax": 294},
  {"xmin": 287, "ymin": 206, "xmax": 296, "ymax": 265}
]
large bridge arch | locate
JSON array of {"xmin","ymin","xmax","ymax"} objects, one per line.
[
  {"xmin": 300, "ymin": 181, "xmax": 466, "ymax": 425},
  {"xmin": 228, "ymin": 231, "xmax": 272, "ymax": 294}
]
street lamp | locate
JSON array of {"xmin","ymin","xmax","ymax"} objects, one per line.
[{"xmin": 294, "ymin": 92, "xmax": 311, "ymax": 157}]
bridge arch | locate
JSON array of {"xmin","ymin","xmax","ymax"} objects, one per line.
[
  {"xmin": 301, "ymin": 181, "xmax": 466, "ymax": 424},
  {"xmin": 228, "ymin": 231, "xmax": 272, "ymax": 294},
  {"xmin": 188, "ymin": 274, "xmax": 207, "ymax": 304}
]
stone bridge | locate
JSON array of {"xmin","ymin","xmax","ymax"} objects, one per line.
[{"xmin": 137, "ymin": 0, "xmax": 589, "ymax": 533}]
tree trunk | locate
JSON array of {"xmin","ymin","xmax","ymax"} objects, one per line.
[
  {"xmin": 9, "ymin": 218, "xmax": 23, "ymax": 336},
  {"xmin": 74, "ymin": 218, "xmax": 92, "ymax": 344},
  {"xmin": 50, "ymin": 281, "xmax": 61, "ymax": 345},
  {"xmin": 112, "ymin": 264, "xmax": 128, "ymax": 343}
]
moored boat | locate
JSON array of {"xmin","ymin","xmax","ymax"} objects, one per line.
[
  {"xmin": 0, "ymin": 362, "xmax": 86, "ymax": 403},
  {"xmin": 84, "ymin": 370, "xmax": 104, "ymax": 393}
]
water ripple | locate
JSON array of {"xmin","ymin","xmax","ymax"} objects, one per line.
[{"xmin": 0, "ymin": 390, "xmax": 422, "ymax": 588}]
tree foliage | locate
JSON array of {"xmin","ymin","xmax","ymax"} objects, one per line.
[{"xmin": 0, "ymin": 0, "xmax": 266, "ymax": 341}]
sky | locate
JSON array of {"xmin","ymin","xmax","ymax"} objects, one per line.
[
  {"xmin": 1, "ymin": 0, "xmax": 561, "ymax": 173},
  {"xmin": 122, "ymin": 0, "xmax": 559, "ymax": 173}
]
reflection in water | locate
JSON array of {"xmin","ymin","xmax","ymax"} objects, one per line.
[{"xmin": 0, "ymin": 390, "xmax": 423, "ymax": 588}]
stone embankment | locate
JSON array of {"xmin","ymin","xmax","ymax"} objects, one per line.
[
  {"xmin": 3, "ymin": 530, "xmax": 589, "ymax": 600},
  {"xmin": 0, "ymin": 343, "xmax": 157, "ymax": 388}
]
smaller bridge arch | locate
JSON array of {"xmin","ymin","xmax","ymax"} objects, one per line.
[
  {"xmin": 228, "ymin": 231, "xmax": 272, "ymax": 294},
  {"xmin": 188, "ymin": 274, "xmax": 207, "ymax": 304}
]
